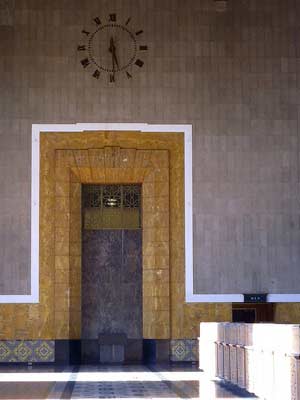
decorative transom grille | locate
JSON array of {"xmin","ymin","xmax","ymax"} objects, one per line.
[{"xmin": 82, "ymin": 184, "xmax": 141, "ymax": 230}]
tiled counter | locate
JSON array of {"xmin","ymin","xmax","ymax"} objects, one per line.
[{"xmin": 199, "ymin": 322, "xmax": 300, "ymax": 400}]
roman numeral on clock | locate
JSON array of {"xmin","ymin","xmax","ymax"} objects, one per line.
[
  {"xmin": 126, "ymin": 71, "xmax": 132, "ymax": 79},
  {"xmin": 110, "ymin": 74, "xmax": 115, "ymax": 82},
  {"xmin": 81, "ymin": 29, "xmax": 90, "ymax": 36},
  {"xmin": 135, "ymin": 30, "xmax": 143, "ymax": 36},
  {"xmin": 109, "ymin": 13, "xmax": 116, "ymax": 22},
  {"xmin": 81, "ymin": 58, "xmax": 90, "ymax": 68},
  {"xmin": 94, "ymin": 17, "xmax": 101, "ymax": 25},
  {"xmin": 77, "ymin": 45, "xmax": 86, "ymax": 51},
  {"xmin": 135, "ymin": 59, "xmax": 144, "ymax": 68},
  {"xmin": 139, "ymin": 45, "xmax": 148, "ymax": 51},
  {"xmin": 93, "ymin": 70, "xmax": 100, "ymax": 79}
]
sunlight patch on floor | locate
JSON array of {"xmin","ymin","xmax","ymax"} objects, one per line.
[{"xmin": 0, "ymin": 370, "xmax": 201, "ymax": 383}]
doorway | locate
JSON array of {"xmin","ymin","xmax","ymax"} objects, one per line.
[
  {"xmin": 81, "ymin": 184, "xmax": 143, "ymax": 363},
  {"xmin": 232, "ymin": 303, "xmax": 274, "ymax": 323}
]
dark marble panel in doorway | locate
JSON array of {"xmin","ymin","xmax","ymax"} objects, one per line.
[{"xmin": 82, "ymin": 229, "xmax": 142, "ymax": 340}]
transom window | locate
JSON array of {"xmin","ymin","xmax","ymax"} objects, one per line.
[{"xmin": 82, "ymin": 184, "xmax": 142, "ymax": 230}]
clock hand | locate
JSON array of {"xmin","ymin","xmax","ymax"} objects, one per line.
[
  {"xmin": 111, "ymin": 38, "xmax": 120, "ymax": 70},
  {"xmin": 108, "ymin": 37, "xmax": 115, "ymax": 54},
  {"xmin": 109, "ymin": 37, "xmax": 116, "ymax": 77},
  {"xmin": 109, "ymin": 37, "xmax": 119, "ymax": 70},
  {"xmin": 113, "ymin": 50, "xmax": 119, "ymax": 70}
]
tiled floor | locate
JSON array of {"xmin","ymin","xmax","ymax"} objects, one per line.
[{"xmin": 0, "ymin": 364, "xmax": 257, "ymax": 399}]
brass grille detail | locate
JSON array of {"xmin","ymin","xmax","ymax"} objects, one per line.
[{"xmin": 82, "ymin": 184, "xmax": 141, "ymax": 230}]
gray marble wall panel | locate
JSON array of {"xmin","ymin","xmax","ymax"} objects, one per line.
[
  {"xmin": 0, "ymin": 0, "xmax": 14, "ymax": 26},
  {"xmin": 82, "ymin": 229, "xmax": 142, "ymax": 339},
  {"xmin": 0, "ymin": 0, "xmax": 300, "ymax": 295}
]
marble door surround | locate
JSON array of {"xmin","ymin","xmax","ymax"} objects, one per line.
[
  {"xmin": 54, "ymin": 142, "xmax": 173, "ymax": 339},
  {"xmin": 38, "ymin": 126, "xmax": 188, "ymax": 341}
]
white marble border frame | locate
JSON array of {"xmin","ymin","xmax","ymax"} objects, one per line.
[{"xmin": 0, "ymin": 122, "xmax": 298, "ymax": 304}]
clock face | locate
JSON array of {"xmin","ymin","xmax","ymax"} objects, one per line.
[{"xmin": 77, "ymin": 14, "xmax": 148, "ymax": 83}]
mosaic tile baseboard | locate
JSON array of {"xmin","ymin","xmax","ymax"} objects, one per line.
[
  {"xmin": 0, "ymin": 341, "xmax": 55, "ymax": 362},
  {"xmin": 170, "ymin": 339, "xmax": 198, "ymax": 362},
  {"xmin": 0, "ymin": 339, "xmax": 197, "ymax": 363}
]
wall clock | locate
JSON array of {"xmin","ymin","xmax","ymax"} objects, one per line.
[{"xmin": 77, "ymin": 13, "xmax": 148, "ymax": 83}]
